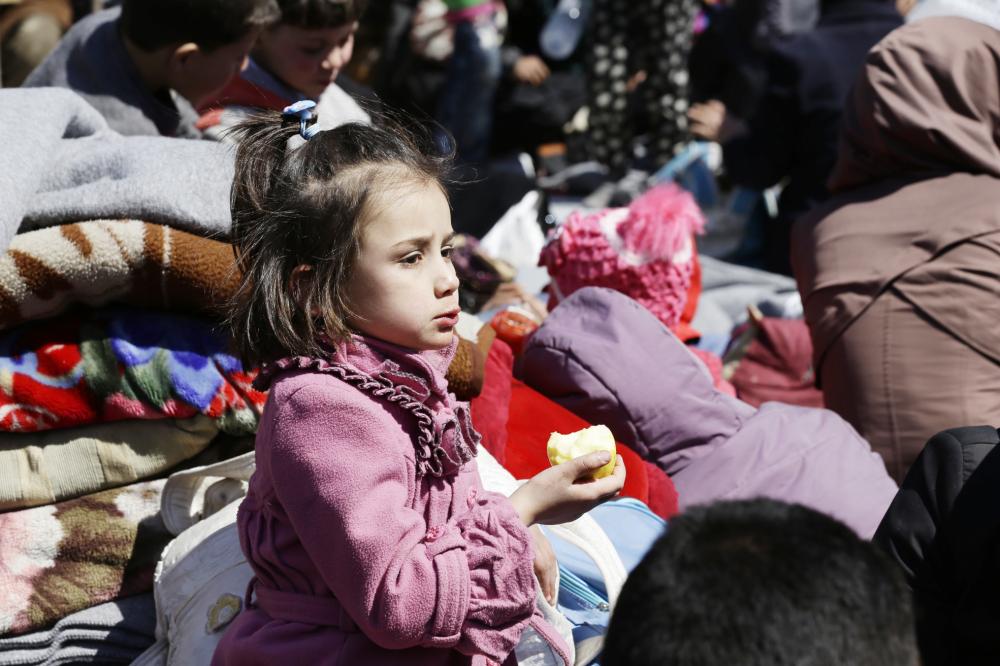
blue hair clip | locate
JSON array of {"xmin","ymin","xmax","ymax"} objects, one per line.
[{"xmin": 281, "ymin": 100, "xmax": 320, "ymax": 140}]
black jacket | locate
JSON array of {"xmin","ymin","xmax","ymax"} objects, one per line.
[
  {"xmin": 722, "ymin": 0, "xmax": 901, "ymax": 272},
  {"xmin": 874, "ymin": 426, "xmax": 1000, "ymax": 665}
]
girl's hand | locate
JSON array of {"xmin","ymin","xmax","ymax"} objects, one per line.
[
  {"xmin": 510, "ymin": 452, "xmax": 625, "ymax": 526},
  {"xmin": 531, "ymin": 526, "xmax": 558, "ymax": 605}
]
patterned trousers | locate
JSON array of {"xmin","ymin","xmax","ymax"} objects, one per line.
[{"xmin": 586, "ymin": 0, "xmax": 699, "ymax": 176}]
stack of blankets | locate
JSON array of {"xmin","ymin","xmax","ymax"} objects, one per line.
[{"xmin": 0, "ymin": 88, "xmax": 259, "ymax": 665}]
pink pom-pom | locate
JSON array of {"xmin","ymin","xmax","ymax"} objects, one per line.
[{"xmin": 617, "ymin": 183, "xmax": 706, "ymax": 260}]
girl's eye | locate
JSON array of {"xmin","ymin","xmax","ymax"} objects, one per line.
[
  {"xmin": 441, "ymin": 246, "xmax": 454, "ymax": 259},
  {"xmin": 401, "ymin": 252, "xmax": 422, "ymax": 265}
]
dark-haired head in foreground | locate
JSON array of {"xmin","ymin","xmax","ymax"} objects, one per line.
[{"xmin": 604, "ymin": 499, "xmax": 918, "ymax": 666}]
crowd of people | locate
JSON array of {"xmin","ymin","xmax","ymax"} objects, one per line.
[{"xmin": 1, "ymin": 0, "xmax": 999, "ymax": 664}]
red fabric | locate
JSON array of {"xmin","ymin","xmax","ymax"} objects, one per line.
[
  {"xmin": 195, "ymin": 108, "xmax": 224, "ymax": 131},
  {"xmin": 468, "ymin": 346, "xmax": 679, "ymax": 518},
  {"xmin": 196, "ymin": 75, "xmax": 292, "ymax": 129},
  {"xmin": 730, "ymin": 317, "xmax": 825, "ymax": 408},
  {"xmin": 469, "ymin": 339, "xmax": 514, "ymax": 465},
  {"xmin": 688, "ymin": 346, "xmax": 737, "ymax": 397},
  {"xmin": 488, "ymin": 310, "xmax": 539, "ymax": 358},
  {"xmin": 643, "ymin": 461, "xmax": 680, "ymax": 519},
  {"xmin": 504, "ymin": 380, "xmax": 656, "ymax": 512},
  {"xmin": 675, "ymin": 250, "xmax": 701, "ymax": 343}
]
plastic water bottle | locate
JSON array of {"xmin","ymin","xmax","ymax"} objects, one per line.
[{"xmin": 539, "ymin": 0, "xmax": 592, "ymax": 61}]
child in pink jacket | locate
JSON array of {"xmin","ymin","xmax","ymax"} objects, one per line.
[{"xmin": 211, "ymin": 101, "xmax": 626, "ymax": 666}]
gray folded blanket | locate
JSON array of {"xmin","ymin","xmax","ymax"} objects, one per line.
[
  {"xmin": 691, "ymin": 255, "xmax": 801, "ymax": 341},
  {"xmin": 0, "ymin": 594, "xmax": 155, "ymax": 665},
  {"xmin": 0, "ymin": 88, "xmax": 234, "ymax": 253}
]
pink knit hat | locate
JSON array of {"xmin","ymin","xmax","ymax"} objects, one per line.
[{"xmin": 539, "ymin": 183, "xmax": 706, "ymax": 332}]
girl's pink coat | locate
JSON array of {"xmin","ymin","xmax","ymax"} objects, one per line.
[{"xmin": 212, "ymin": 337, "xmax": 537, "ymax": 665}]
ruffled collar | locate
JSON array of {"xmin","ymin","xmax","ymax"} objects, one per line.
[
  {"xmin": 255, "ymin": 334, "xmax": 457, "ymax": 392},
  {"xmin": 254, "ymin": 334, "xmax": 477, "ymax": 478},
  {"xmin": 336, "ymin": 334, "xmax": 457, "ymax": 401}
]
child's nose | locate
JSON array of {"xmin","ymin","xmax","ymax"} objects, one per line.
[{"xmin": 436, "ymin": 262, "xmax": 460, "ymax": 297}]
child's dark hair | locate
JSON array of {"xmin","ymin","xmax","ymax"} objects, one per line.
[
  {"xmin": 121, "ymin": 0, "xmax": 281, "ymax": 52},
  {"xmin": 604, "ymin": 499, "xmax": 919, "ymax": 666},
  {"xmin": 227, "ymin": 109, "xmax": 452, "ymax": 367},
  {"xmin": 275, "ymin": 0, "xmax": 367, "ymax": 28}
]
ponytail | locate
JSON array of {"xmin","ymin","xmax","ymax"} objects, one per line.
[
  {"xmin": 229, "ymin": 110, "xmax": 299, "ymax": 249},
  {"xmin": 226, "ymin": 112, "xmax": 314, "ymax": 367}
]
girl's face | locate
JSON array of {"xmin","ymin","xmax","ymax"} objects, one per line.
[
  {"xmin": 253, "ymin": 22, "xmax": 357, "ymax": 99},
  {"xmin": 344, "ymin": 181, "xmax": 461, "ymax": 351}
]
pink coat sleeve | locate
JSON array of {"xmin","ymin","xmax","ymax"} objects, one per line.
[{"xmin": 268, "ymin": 382, "xmax": 537, "ymax": 660}]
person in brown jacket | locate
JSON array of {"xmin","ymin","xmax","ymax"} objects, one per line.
[{"xmin": 792, "ymin": 16, "xmax": 1000, "ymax": 482}]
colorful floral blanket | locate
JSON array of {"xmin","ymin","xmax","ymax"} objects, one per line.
[
  {"xmin": 0, "ymin": 479, "xmax": 171, "ymax": 637},
  {"xmin": 0, "ymin": 308, "xmax": 265, "ymax": 434}
]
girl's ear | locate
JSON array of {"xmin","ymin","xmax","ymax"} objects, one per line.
[{"xmin": 289, "ymin": 264, "xmax": 317, "ymax": 314}]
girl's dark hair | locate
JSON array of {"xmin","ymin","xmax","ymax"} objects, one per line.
[
  {"xmin": 227, "ymin": 108, "xmax": 451, "ymax": 366},
  {"xmin": 276, "ymin": 0, "xmax": 366, "ymax": 29}
]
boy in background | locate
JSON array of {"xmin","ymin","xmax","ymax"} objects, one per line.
[
  {"xmin": 197, "ymin": 0, "xmax": 370, "ymax": 139},
  {"xmin": 24, "ymin": 0, "xmax": 280, "ymax": 138}
]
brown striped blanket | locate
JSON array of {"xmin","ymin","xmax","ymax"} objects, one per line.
[{"xmin": 0, "ymin": 221, "xmax": 238, "ymax": 331}]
